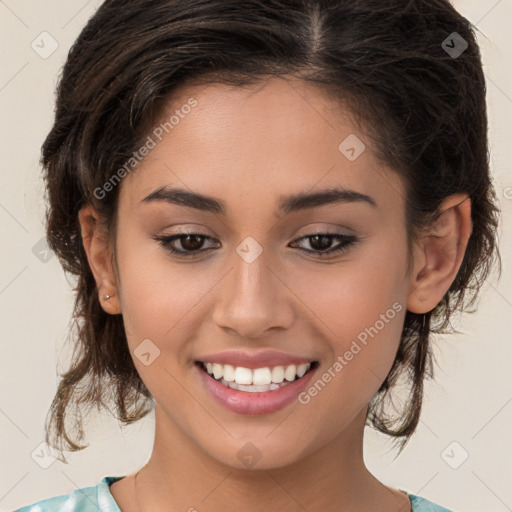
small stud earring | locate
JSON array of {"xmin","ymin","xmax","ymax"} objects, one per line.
[{"xmin": 103, "ymin": 294, "xmax": 112, "ymax": 301}]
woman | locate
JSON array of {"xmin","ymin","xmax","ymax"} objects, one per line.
[{"xmin": 14, "ymin": 0, "xmax": 501, "ymax": 510}]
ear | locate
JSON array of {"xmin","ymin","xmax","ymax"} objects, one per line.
[
  {"xmin": 406, "ymin": 193, "xmax": 472, "ymax": 314},
  {"xmin": 78, "ymin": 204, "xmax": 122, "ymax": 315}
]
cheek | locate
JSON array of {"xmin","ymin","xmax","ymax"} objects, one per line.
[
  {"xmin": 114, "ymin": 228, "xmax": 232, "ymax": 384},
  {"xmin": 290, "ymin": 244, "xmax": 408, "ymax": 408},
  {"xmin": 114, "ymin": 229, "xmax": 201, "ymax": 353},
  {"xmin": 291, "ymin": 241, "xmax": 407, "ymax": 343},
  {"xmin": 114, "ymin": 236, "xmax": 211, "ymax": 409}
]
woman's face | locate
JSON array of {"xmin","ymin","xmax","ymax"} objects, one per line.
[{"xmin": 112, "ymin": 76, "xmax": 415, "ymax": 469}]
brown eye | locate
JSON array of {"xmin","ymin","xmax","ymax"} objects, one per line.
[
  {"xmin": 153, "ymin": 233, "xmax": 219, "ymax": 256},
  {"xmin": 289, "ymin": 233, "xmax": 358, "ymax": 257}
]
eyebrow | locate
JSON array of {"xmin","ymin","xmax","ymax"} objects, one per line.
[{"xmin": 140, "ymin": 185, "xmax": 377, "ymax": 215}]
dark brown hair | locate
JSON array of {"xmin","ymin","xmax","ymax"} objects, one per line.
[{"xmin": 42, "ymin": 0, "xmax": 501, "ymax": 460}]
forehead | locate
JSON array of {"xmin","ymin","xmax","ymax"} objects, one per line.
[{"xmin": 119, "ymin": 76, "xmax": 405, "ymax": 215}]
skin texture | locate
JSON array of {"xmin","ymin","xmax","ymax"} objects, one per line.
[{"xmin": 79, "ymin": 76, "xmax": 472, "ymax": 512}]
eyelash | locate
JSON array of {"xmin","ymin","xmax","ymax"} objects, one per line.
[{"xmin": 153, "ymin": 230, "xmax": 358, "ymax": 259}]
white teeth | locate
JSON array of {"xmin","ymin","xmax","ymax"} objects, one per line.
[
  {"xmin": 297, "ymin": 363, "xmax": 308, "ymax": 378},
  {"xmin": 201, "ymin": 361, "xmax": 312, "ymax": 386},
  {"xmin": 234, "ymin": 366, "xmax": 253, "ymax": 385},
  {"xmin": 271, "ymin": 365, "xmax": 285, "ymax": 383},
  {"xmin": 284, "ymin": 364, "xmax": 297, "ymax": 381},
  {"xmin": 212, "ymin": 363, "xmax": 223, "ymax": 380},
  {"xmin": 253, "ymin": 367, "xmax": 272, "ymax": 386},
  {"xmin": 222, "ymin": 364, "xmax": 235, "ymax": 382},
  {"xmin": 224, "ymin": 379, "xmax": 287, "ymax": 392}
]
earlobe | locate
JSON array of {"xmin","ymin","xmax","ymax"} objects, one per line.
[
  {"xmin": 406, "ymin": 194, "xmax": 472, "ymax": 314},
  {"xmin": 78, "ymin": 205, "xmax": 122, "ymax": 315}
]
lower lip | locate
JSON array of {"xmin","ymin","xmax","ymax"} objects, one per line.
[{"xmin": 196, "ymin": 363, "xmax": 318, "ymax": 415}]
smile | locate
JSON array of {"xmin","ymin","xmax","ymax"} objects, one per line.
[{"xmin": 196, "ymin": 361, "xmax": 319, "ymax": 393}]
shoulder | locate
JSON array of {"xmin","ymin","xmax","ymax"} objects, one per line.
[
  {"xmin": 408, "ymin": 492, "xmax": 454, "ymax": 511},
  {"xmin": 11, "ymin": 476, "xmax": 124, "ymax": 512}
]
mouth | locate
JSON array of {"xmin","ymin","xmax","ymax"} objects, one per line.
[{"xmin": 195, "ymin": 360, "xmax": 320, "ymax": 393}]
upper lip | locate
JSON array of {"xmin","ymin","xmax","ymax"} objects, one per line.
[{"xmin": 196, "ymin": 349, "xmax": 316, "ymax": 369}]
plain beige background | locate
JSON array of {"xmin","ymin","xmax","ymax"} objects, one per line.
[{"xmin": 0, "ymin": 1, "xmax": 511, "ymax": 511}]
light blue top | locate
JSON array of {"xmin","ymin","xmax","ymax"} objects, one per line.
[{"xmin": 11, "ymin": 476, "xmax": 453, "ymax": 511}]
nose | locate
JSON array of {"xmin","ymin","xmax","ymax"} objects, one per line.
[{"xmin": 211, "ymin": 247, "xmax": 295, "ymax": 340}]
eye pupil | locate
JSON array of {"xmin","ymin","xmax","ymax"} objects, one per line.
[
  {"xmin": 181, "ymin": 234, "xmax": 204, "ymax": 251},
  {"xmin": 310, "ymin": 235, "xmax": 332, "ymax": 251}
]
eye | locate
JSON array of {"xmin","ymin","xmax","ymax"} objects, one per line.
[
  {"xmin": 289, "ymin": 231, "xmax": 358, "ymax": 257},
  {"xmin": 153, "ymin": 230, "xmax": 358, "ymax": 259},
  {"xmin": 153, "ymin": 232, "xmax": 219, "ymax": 256}
]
